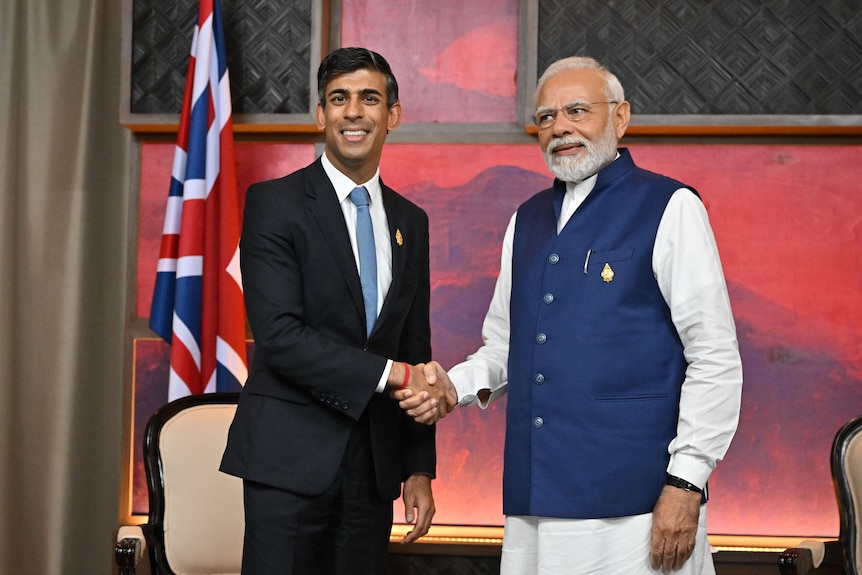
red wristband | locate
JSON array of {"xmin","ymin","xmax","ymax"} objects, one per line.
[{"xmin": 397, "ymin": 362, "xmax": 411, "ymax": 390}]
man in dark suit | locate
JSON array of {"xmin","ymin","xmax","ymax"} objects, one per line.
[{"xmin": 220, "ymin": 47, "xmax": 453, "ymax": 575}]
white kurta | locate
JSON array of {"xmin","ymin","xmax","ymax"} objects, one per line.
[{"xmin": 448, "ymin": 169, "xmax": 743, "ymax": 574}]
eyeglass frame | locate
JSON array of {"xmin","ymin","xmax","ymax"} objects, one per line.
[{"xmin": 531, "ymin": 101, "xmax": 619, "ymax": 129}]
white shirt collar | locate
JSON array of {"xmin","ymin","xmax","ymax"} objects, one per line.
[
  {"xmin": 564, "ymin": 151, "xmax": 621, "ymax": 198},
  {"xmin": 321, "ymin": 152, "xmax": 382, "ymax": 206},
  {"xmin": 566, "ymin": 172, "xmax": 599, "ymax": 199},
  {"xmin": 559, "ymin": 152, "xmax": 621, "ymax": 233}
]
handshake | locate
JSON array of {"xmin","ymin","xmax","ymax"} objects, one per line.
[{"xmin": 389, "ymin": 362, "xmax": 458, "ymax": 425}]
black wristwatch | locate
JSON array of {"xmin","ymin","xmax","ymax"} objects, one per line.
[{"xmin": 666, "ymin": 474, "xmax": 703, "ymax": 494}]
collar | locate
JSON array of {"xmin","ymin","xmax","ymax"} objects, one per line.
[
  {"xmin": 321, "ymin": 152, "xmax": 382, "ymax": 206},
  {"xmin": 553, "ymin": 150, "xmax": 628, "ymax": 222}
]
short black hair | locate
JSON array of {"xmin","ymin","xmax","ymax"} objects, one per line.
[{"xmin": 317, "ymin": 47, "xmax": 399, "ymax": 109}]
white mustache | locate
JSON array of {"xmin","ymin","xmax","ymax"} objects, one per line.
[{"xmin": 548, "ymin": 135, "xmax": 587, "ymax": 153}]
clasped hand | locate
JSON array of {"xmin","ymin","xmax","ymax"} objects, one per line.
[{"xmin": 391, "ymin": 361, "xmax": 457, "ymax": 424}]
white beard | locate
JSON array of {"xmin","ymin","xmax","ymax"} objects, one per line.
[{"xmin": 543, "ymin": 120, "xmax": 618, "ymax": 183}]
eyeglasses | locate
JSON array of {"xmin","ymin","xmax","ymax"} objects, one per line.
[{"xmin": 531, "ymin": 101, "xmax": 619, "ymax": 129}]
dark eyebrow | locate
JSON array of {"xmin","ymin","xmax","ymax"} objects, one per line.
[{"xmin": 326, "ymin": 87, "xmax": 384, "ymax": 98}]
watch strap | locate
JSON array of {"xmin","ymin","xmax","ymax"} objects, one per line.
[{"xmin": 666, "ymin": 474, "xmax": 703, "ymax": 494}]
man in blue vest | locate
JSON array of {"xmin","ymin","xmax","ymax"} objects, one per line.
[{"xmin": 396, "ymin": 56, "xmax": 743, "ymax": 574}]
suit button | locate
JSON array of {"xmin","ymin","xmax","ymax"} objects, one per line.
[
  {"xmin": 549, "ymin": 253, "xmax": 560, "ymax": 264},
  {"xmin": 543, "ymin": 293, "xmax": 554, "ymax": 304},
  {"xmin": 534, "ymin": 374, "xmax": 544, "ymax": 384},
  {"xmin": 533, "ymin": 417, "xmax": 544, "ymax": 428},
  {"xmin": 536, "ymin": 333, "xmax": 547, "ymax": 344},
  {"xmin": 341, "ymin": 402, "xmax": 350, "ymax": 410}
]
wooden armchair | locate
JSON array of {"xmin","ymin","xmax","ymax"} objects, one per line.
[
  {"xmin": 115, "ymin": 392, "xmax": 243, "ymax": 575},
  {"xmin": 779, "ymin": 414, "xmax": 862, "ymax": 575}
]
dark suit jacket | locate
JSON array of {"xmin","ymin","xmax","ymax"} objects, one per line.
[{"xmin": 220, "ymin": 158, "xmax": 435, "ymax": 501}]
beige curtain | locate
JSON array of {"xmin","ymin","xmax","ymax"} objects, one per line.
[{"xmin": 0, "ymin": 0, "xmax": 129, "ymax": 572}]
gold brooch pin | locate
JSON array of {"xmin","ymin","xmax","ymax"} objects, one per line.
[
  {"xmin": 395, "ymin": 229, "xmax": 403, "ymax": 246},
  {"xmin": 601, "ymin": 263, "xmax": 614, "ymax": 283}
]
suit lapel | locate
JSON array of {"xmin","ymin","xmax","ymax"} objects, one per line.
[
  {"xmin": 305, "ymin": 159, "xmax": 366, "ymax": 324},
  {"xmin": 377, "ymin": 183, "xmax": 404, "ymax": 330}
]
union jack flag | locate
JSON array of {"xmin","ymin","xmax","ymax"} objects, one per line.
[{"xmin": 149, "ymin": 0, "xmax": 248, "ymax": 400}]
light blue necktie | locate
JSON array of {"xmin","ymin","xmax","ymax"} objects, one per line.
[{"xmin": 349, "ymin": 186, "xmax": 377, "ymax": 337}]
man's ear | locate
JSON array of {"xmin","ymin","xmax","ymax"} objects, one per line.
[
  {"xmin": 315, "ymin": 102, "xmax": 325, "ymax": 130},
  {"xmin": 613, "ymin": 101, "xmax": 631, "ymax": 139},
  {"xmin": 387, "ymin": 102, "xmax": 402, "ymax": 132}
]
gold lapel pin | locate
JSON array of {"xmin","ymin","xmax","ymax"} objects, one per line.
[
  {"xmin": 601, "ymin": 263, "xmax": 614, "ymax": 283},
  {"xmin": 395, "ymin": 229, "xmax": 403, "ymax": 246}
]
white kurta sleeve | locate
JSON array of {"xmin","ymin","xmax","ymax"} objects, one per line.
[
  {"xmin": 654, "ymin": 189, "xmax": 743, "ymax": 489},
  {"xmin": 448, "ymin": 212, "xmax": 517, "ymax": 408}
]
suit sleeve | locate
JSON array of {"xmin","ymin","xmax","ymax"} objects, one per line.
[{"xmin": 240, "ymin": 180, "xmax": 387, "ymax": 421}]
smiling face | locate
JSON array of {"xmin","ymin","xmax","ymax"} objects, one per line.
[
  {"xmin": 316, "ymin": 68, "xmax": 402, "ymax": 184},
  {"xmin": 536, "ymin": 67, "xmax": 630, "ymax": 183}
]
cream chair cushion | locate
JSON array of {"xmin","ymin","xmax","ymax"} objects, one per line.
[{"xmin": 160, "ymin": 403, "xmax": 243, "ymax": 575}]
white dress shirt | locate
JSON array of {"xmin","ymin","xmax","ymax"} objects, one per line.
[
  {"xmin": 449, "ymin": 169, "xmax": 743, "ymax": 489},
  {"xmin": 321, "ymin": 153, "xmax": 394, "ymax": 392}
]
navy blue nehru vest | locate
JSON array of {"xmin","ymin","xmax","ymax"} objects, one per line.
[{"xmin": 505, "ymin": 149, "xmax": 694, "ymax": 519}]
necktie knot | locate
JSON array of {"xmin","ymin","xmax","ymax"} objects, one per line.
[{"xmin": 350, "ymin": 186, "xmax": 370, "ymax": 208}]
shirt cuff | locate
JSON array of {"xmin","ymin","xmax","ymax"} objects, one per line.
[
  {"xmin": 667, "ymin": 452, "xmax": 713, "ymax": 490},
  {"xmin": 449, "ymin": 363, "xmax": 504, "ymax": 408},
  {"xmin": 375, "ymin": 359, "xmax": 393, "ymax": 393}
]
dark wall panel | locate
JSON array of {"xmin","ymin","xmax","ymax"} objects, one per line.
[
  {"xmin": 130, "ymin": 0, "xmax": 313, "ymax": 114},
  {"xmin": 538, "ymin": 0, "xmax": 862, "ymax": 115}
]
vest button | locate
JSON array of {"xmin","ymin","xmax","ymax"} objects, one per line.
[
  {"xmin": 543, "ymin": 293, "xmax": 554, "ymax": 304},
  {"xmin": 548, "ymin": 253, "xmax": 560, "ymax": 264},
  {"xmin": 536, "ymin": 333, "xmax": 547, "ymax": 344},
  {"xmin": 534, "ymin": 374, "xmax": 544, "ymax": 384},
  {"xmin": 533, "ymin": 417, "xmax": 544, "ymax": 428}
]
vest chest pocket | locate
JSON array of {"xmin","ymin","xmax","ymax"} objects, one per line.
[{"xmin": 584, "ymin": 247, "xmax": 633, "ymax": 277}]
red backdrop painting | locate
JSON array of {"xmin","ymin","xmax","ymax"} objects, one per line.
[
  {"xmin": 340, "ymin": 0, "xmax": 520, "ymax": 123},
  {"xmin": 133, "ymin": 140, "xmax": 862, "ymax": 538}
]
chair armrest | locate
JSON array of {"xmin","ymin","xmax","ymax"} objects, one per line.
[
  {"xmin": 116, "ymin": 525, "xmax": 147, "ymax": 575},
  {"xmin": 778, "ymin": 541, "xmax": 820, "ymax": 575},
  {"xmin": 778, "ymin": 539, "xmax": 845, "ymax": 575}
]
